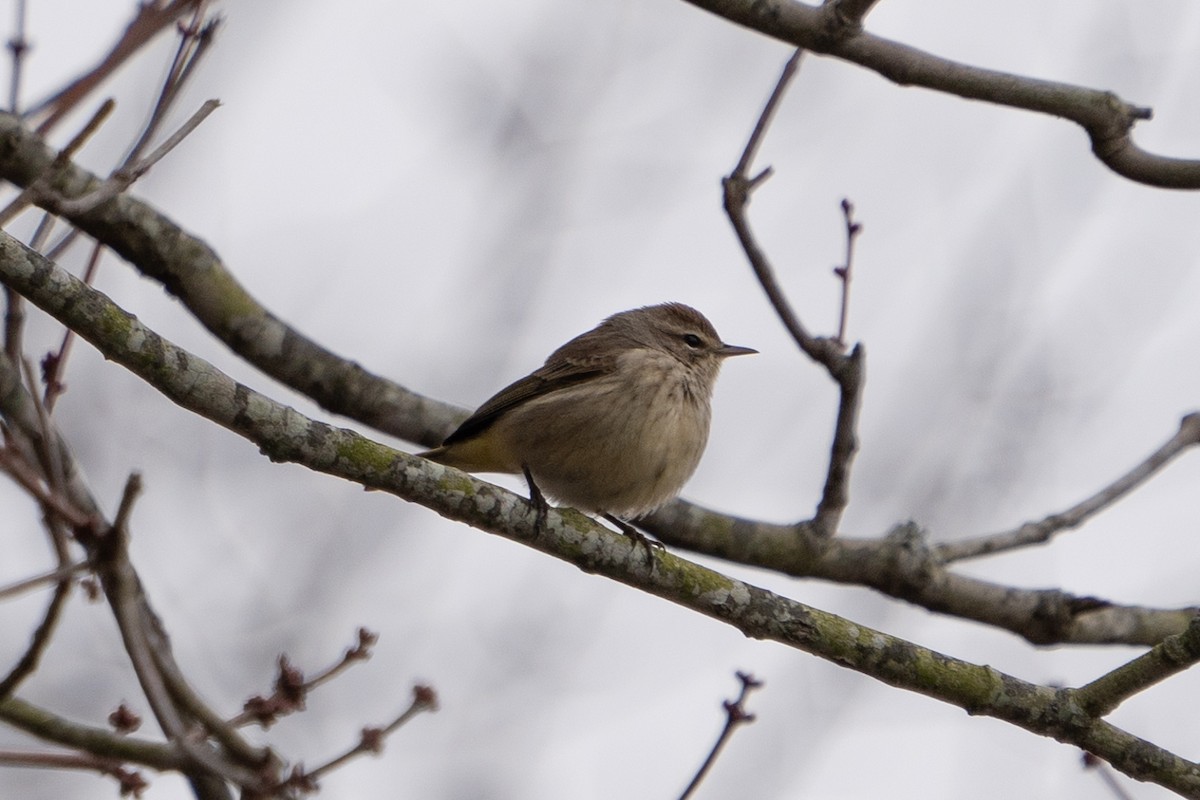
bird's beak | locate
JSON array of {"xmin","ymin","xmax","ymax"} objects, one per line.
[{"xmin": 717, "ymin": 343, "xmax": 758, "ymax": 358}]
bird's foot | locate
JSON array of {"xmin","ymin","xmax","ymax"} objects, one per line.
[{"xmin": 603, "ymin": 513, "xmax": 663, "ymax": 564}]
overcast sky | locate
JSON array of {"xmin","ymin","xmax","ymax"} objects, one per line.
[{"xmin": 3, "ymin": 2, "xmax": 1200, "ymax": 799}]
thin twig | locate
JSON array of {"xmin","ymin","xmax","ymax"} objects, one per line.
[
  {"xmin": 724, "ymin": 49, "xmax": 816, "ymax": 353},
  {"xmin": 289, "ymin": 685, "xmax": 438, "ymax": 789},
  {"xmin": 29, "ymin": 0, "xmax": 203, "ymax": 134},
  {"xmin": 97, "ymin": 480, "xmax": 265, "ymax": 791},
  {"xmin": 0, "ymin": 571, "xmax": 74, "ymax": 701},
  {"xmin": 0, "ymin": 561, "xmax": 89, "ymax": 601},
  {"xmin": 723, "ymin": 49, "xmax": 865, "ymax": 538},
  {"xmin": 1082, "ymin": 753, "xmax": 1137, "ymax": 800},
  {"xmin": 42, "ymin": 227, "xmax": 83, "ymax": 262},
  {"xmin": 0, "ymin": 749, "xmax": 147, "ymax": 795},
  {"xmin": 53, "ymin": 5, "xmax": 223, "ymax": 219},
  {"xmin": 0, "ymin": 360, "xmax": 79, "ymax": 701},
  {"xmin": 0, "ymin": 447, "xmax": 93, "ymax": 529},
  {"xmin": 6, "ymin": 0, "xmax": 28, "ymax": 113},
  {"xmin": 2, "ymin": 287, "xmax": 21, "ymax": 359},
  {"xmin": 834, "ymin": 198, "xmax": 861, "ymax": 346},
  {"xmin": 54, "ymin": 99, "xmax": 220, "ymax": 215},
  {"xmin": 104, "ymin": 473, "xmax": 263, "ymax": 769},
  {"xmin": 3, "ymin": 213, "xmax": 55, "ymax": 360},
  {"xmin": 122, "ymin": 6, "xmax": 220, "ymax": 166},
  {"xmin": 304, "ymin": 627, "xmax": 378, "ymax": 691},
  {"xmin": 937, "ymin": 413, "xmax": 1200, "ymax": 563},
  {"xmin": 43, "ymin": 241, "xmax": 104, "ymax": 411},
  {"xmin": 232, "ymin": 628, "xmax": 379, "ymax": 729},
  {"xmin": 19, "ymin": 354, "xmax": 72, "ymax": 554},
  {"xmin": 678, "ymin": 672, "xmax": 763, "ymax": 800}
]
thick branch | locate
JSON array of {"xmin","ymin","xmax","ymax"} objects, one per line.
[
  {"xmin": 678, "ymin": 0, "xmax": 1200, "ymax": 188},
  {"xmin": 642, "ymin": 506, "xmax": 1197, "ymax": 647},
  {"xmin": 3, "ymin": 232, "xmax": 1200, "ymax": 797}
]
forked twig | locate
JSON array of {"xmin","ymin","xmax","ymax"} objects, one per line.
[
  {"xmin": 723, "ymin": 49, "xmax": 865, "ymax": 538},
  {"xmin": 280, "ymin": 684, "xmax": 438, "ymax": 792},
  {"xmin": 678, "ymin": 672, "xmax": 763, "ymax": 800},
  {"xmin": 54, "ymin": 99, "xmax": 220, "ymax": 215},
  {"xmin": 232, "ymin": 628, "xmax": 379, "ymax": 730},
  {"xmin": 724, "ymin": 50, "xmax": 815, "ymax": 354}
]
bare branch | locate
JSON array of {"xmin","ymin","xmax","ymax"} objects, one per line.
[
  {"xmin": 294, "ymin": 684, "xmax": 438, "ymax": 789},
  {"xmin": 723, "ymin": 49, "xmax": 863, "ymax": 538},
  {"xmin": 29, "ymin": 0, "xmax": 203, "ymax": 135},
  {"xmin": 0, "ymin": 561, "xmax": 88, "ymax": 601},
  {"xmin": 121, "ymin": 5, "xmax": 221, "ymax": 166},
  {"xmin": 678, "ymin": 672, "xmax": 763, "ymax": 800},
  {"xmin": 233, "ymin": 628, "xmax": 378, "ymax": 730},
  {"xmin": 0, "ymin": 446, "xmax": 94, "ymax": 529},
  {"xmin": 937, "ymin": 413, "xmax": 1200, "ymax": 563},
  {"xmin": 55, "ymin": 99, "xmax": 220, "ymax": 216},
  {"xmin": 92, "ymin": 477, "xmax": 269, "ymax": 789},
  {"xmin": 724, "ymin": 49, "xmax": 818, "ymax": 354},
  {"xmin": 0, "ymin": 580, "xmax": 73, "ymax": 702},
  {"xmin": 678, "ymin": 0, "xmax": 1200, "ymax": 188},
  {"xmin": 643, "ymin": 504, "xmax": 1199, "ymax": 647},
  {"xmin": 5, "ymin": 0, "xmax": 28, "ymax": 113},
  {"xmin": 42, "ymin": 241, "xmax": 105, "ymax": 411},
  {"xmin": 0, "ymin": 749, "xmax": 148, "ymax": 796},
  {"xmin": 833, "ymin": 198, "xmax": 861, "ymax": 346}
]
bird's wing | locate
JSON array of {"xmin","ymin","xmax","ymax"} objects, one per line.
[{"xmin": 440, "ymin": 355, "xmax": 611, "ymax": 445}]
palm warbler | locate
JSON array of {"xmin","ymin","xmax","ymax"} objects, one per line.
[{"xmin": 420, "ymin": 302, "xmax": 755, "ymax": 520}]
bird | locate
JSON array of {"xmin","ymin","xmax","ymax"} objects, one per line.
[{"xmin": 419, "ymin": 302, "xmax": 755, "ymax": 538}]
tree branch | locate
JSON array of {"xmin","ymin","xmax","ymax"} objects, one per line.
[
  {"xmin": 722, "ymin": 49, "xmax": 864, "ymax": 538},
  {"xmin": 643, "ymin": 505, "xmax": 1198, "ymax": 646},
  {"xmin": 677, "ymin": 0, "xmax": 1200, "ymax": 188}
]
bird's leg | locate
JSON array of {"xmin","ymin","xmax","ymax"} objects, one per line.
[
  {"xmin": 522, "ymin": 464, "xmax": 550, "ymax": 532},
  {"xmin": 603, "ymin": 513, "xmax": 663, "ymax": 563}
]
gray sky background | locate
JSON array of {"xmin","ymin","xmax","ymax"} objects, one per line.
[{"xmin": 2, "ymin": 1, "xmax": 1199, "ymax": 798}]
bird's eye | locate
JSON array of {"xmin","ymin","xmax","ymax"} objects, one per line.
[{"xmin": 682, "ymin": 333, "xmax": 704, "ymax": 348}]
